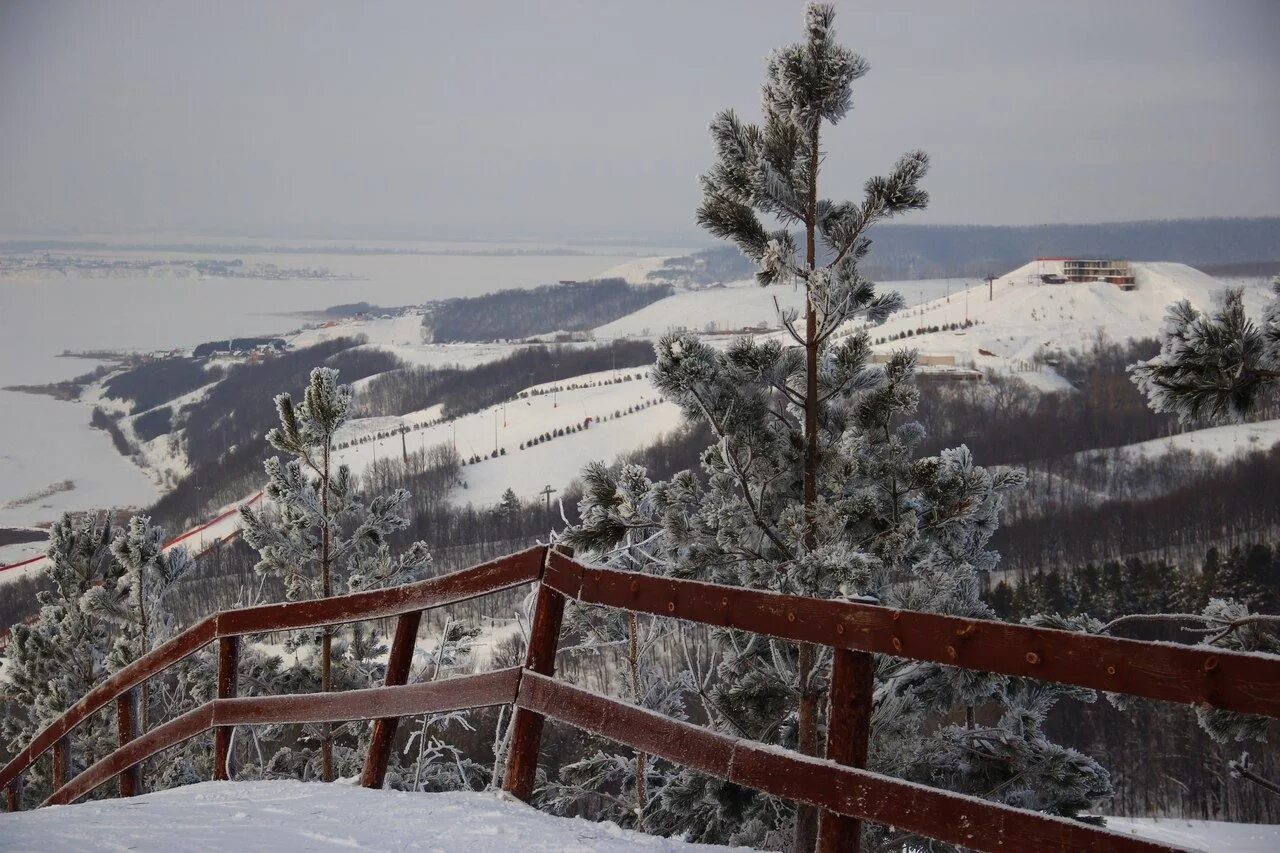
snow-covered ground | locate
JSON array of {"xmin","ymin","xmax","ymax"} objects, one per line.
[
  {"xmin": 0, "ymin": 779, "xmax": 1271, "ymax": 852},
  {"xmin": 1103, "ymin": 816, "xmax": 1280, "ymax": 852},
  {"xmin": 0, "ymin": 781, "xmax": 735, "ymax": 852},
  {"xmin": 334, "ymin": 369, "xmax": 682, "ymax": 508},
  {"xmin": 1080, "ymin": 419, "xmax": 1280, "ymax": 463},
  {"xmin": 857, "ymin": 261, "xmax": 1274, "ymax": 373}
]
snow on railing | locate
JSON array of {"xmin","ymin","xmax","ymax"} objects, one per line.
[{"xmin": 4, "ymin": 545, "xmax": 1278, "ymax": 852}]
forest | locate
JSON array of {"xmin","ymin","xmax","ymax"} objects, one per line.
[{"xmin": 422, "ymin": 278, "xmax": 671, "ymax": 342}]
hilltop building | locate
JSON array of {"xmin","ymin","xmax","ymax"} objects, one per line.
[{"xmin": 1035, "ymin": 258, "xmax": 1136, "ymax": 289}]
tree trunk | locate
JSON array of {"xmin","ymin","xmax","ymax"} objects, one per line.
[
  {"xmin": 793, "ymin": 122, "xmax": 822, "ymax": 853},
  {"xmin": 320, "ymin": 441, "xmax": 334, "ymax": 784}
]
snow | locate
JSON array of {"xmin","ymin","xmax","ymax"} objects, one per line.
[
  {"xmin": 857, "ymin": 261, "xmax": 1274, "ymax": 372},
  {"xmin": 593, "ymin": 278, "xmax": 979, "ymax": 340},
  {"xmin": 0, "ymin": 780, "xmax": 737, "ymax": 852},
  {"xmin": 1103, "ymin": 816, "xmax": 1280, "ymax": 852},
  {"xmin": 1080, "ymin": 419, "xmax": 1280, "ymax": 463},
  {"xmin": 596, "ymin": 255, "xmax": 674, "ymax": 285},
  {"xmin": 333, "ymin": 371, "xmax": 683, "ymax": 508}
]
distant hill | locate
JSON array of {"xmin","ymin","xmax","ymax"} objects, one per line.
[
  {"xmin": 421, "ymin": 278, "xmax": 671, "ymax": 343},
  {"xmin": 648, "ymin": 218, "xmax": 1280, "ymax": 283}
]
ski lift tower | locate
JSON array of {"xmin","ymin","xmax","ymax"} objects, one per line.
[{"xmin": 985, "ymin": 274, "xmax": 996, "ymax": 302}]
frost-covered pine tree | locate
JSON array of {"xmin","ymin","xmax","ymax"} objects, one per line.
[
  {"xmin": 79, "ymin": 514, "xmax": 216, "ymax": 789},
  {"xmin": 560, "ymin": 5, "xmax": 1110, "ymax": 849},
  {"xmin": 1, "ymin": 513, "xmax": 123, "ymax": 806},
  {"xmin": 81, "ymin": 515, "xmax": 197, "ymax": 732},
  {"xmin": 1129, "ymin": 278, "xmax": 1280, "ymax": 422},
  {"xmin": 240, "ymin": 366, "xmax": 431, "ymax": 783}
]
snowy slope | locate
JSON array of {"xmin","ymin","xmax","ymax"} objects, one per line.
[
  {"xmin": 596, "ymin": 255, "xmax": 674, "ymax": 285},
  {"xmin": 0, "ymin": 781, "xmax": 736, "ymax": 852},
  {"xmin": 861, "ymin": 261, "xmax": 1272, "ymax": 371},
  {"xmin": 1080, "ymin": 419, "xmax": 1280, "ymax": 463},
  {"xmin": 594, "ymin": 278, "xmax": 982, "ymax": 340},
  {"xmin": 334, "ymin": 371, "xmax": 682, "ymax": 508}
]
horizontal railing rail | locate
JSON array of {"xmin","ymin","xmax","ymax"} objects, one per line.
[
  {"xmin": 4, "ymin": 544, "xmax": 1277, "ymax": 853},
  {"xmin": 543, "ymin": 551, "xmax": 1280, "ymax": 717},
  {"xmin": 0, "ymin": 546, "xmax": 544, "ymax": 796}
]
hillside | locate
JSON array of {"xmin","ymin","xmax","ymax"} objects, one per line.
[{"xmin": 858, "ymin": 261, "xmax": 1274, "ymax": 376}]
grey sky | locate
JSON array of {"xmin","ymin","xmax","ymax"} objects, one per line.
[{"xmin": 2, "ymin": 1, "xmax": 1277, "ymax": 242}]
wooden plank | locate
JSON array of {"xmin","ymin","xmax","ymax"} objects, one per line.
[
  {"xmin": 517, "ymin": 672, "xmax": 733, "ymax": 780},
  {"xmin": 45, "ymin": 705, "xmax": 215, "ymax": 807},
  {"xmin": 213, "ymin": 668, "xmax": 521, "ymax": 726},
  {"xmin": 51, "ymin": 737, "xmax": 68, "ymax": 791},
  {"xmin": 518, "ymin": 674, "xmax": 1182, "ymax": 853},
  {"xmin": 503, "ymin": 546, "xmax": 565, "ymax": 801},
  {"xmin": 5, "ymin": 779, "xmax": 17, "ymax": 812},
  {"xmin": 361, "ymin": 610, "xmax": 423, "ymax": 789},
  {"xmin": 218, "ymin": 547, "xmax": 543, "ymax": 636},
  {"xmin": 553, "ymin": 556, "xmax": 1280, "ymax": 718},
  {"xmin": 115, "ymin": 689, "xmax": 141, "ymax": 798},
  {"xmin": 817, "ymin": 648, "xmax": 875, "ymax": 853},
  {"xmin": 213, "ymin": 636, "xmax": 240, "ymax": 781},
  {"xmin": 0, "ymin": 615, "xmax": 216, "ymax": 793}
]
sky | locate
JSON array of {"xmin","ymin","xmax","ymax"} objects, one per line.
[{"xmin": 1, "ymin": 0, "xmax": 1277, "ymax": 243}]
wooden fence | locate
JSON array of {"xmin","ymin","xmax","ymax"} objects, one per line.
[{"xmin": 2, "ymin": 544, "xmax": 1278, "ymax": 852}]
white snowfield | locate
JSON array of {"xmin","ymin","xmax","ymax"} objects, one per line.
[
  {"xmin": 334, "ymin": 370, "xmax": 682, "ymax": 508},
  {"xmin": 594, "ymin": 277, "xmax": 981, "ymax": 340},
  {"xmin": 860, "ymin": 261, "xmax": 1274, "ymax": 373},
  {"xmin": 1080, "ymin": 419, "xmax": 1280, "ymax": 463},
  {"xmin": 0, "ymin": 781, "xmax": 737, "ymax": 852},
  {"xmin": 0, "ymin": 780, "xmax": 1272, "ymax": 852}
]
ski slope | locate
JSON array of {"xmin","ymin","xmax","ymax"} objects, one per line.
[
  {"xmin": 862, "ymin": 261, "xmax": 1273, "ymax": 372},
  {"xmin": 594, "ymin": 278, "xmax": 981, "ymax": 339},
  {"xmin": 334, "ymin": 370, "xmax": 683, "ymax": 508},
  {"xmin": 0, "ymin": 781, "xmax": 735, "ymax": 852}
]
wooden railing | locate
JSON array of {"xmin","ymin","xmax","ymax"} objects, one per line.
[{"xmin": 3, "ymin": 544, "xmax": 1278, "ymax": 853}]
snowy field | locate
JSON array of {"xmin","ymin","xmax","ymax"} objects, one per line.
[
  {"xmin": 594, "ymin": 277, "xmax": 974, "ymax": 339},
  {"xmin": 0, "ymin": 779, "xmax": 1272, "ymax": 852},
  {"xmin": 334, "ymin": 369, "xmax": 683, "ymax": 508},
  {"xmin": 854, "ymin": 261, "xmax": 1275, "ymax": 374},
  {"xmin": 1080, "ymin": 419, "xmax": 1280, "ymax": 463},
  {"xmin": 0, "ymin": 781, "xmax": 736, "ymax": 852}
]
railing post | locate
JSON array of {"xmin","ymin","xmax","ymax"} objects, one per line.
[
  {"xmin": 817, "ymin": 648, "xmax": 875, "ymax": 853},
  {"xmin": 51, "ymin": 736, "xmax": 69, "ymax": 792},
  {"xmin": 5, "ymin": 778, "xmax": 19, "ymax": 812},
  {"xmin": 361, "ymin": 610, "xmax": 424, "ymax": 789},
  {"xmin": 116, "ymin": 689, "xmax": 141, "ymax": 797},
  {"xmin": 502, "ymin": 545, "xmax": 570, "ymax": 801},
  {"xmin": 213, "ymin": 635, "xmax": 240, "ymax": 781}
]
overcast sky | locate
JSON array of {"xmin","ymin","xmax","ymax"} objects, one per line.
[{"xmin": 2, "ymin": 1, "xmax": 1277, "ymax": 242}]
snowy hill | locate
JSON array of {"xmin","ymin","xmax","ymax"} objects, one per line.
[
  {"xmin": 860, "ymin": 261, "xmax": 1272, "ymax": 376},
  {"xmin": 594, "ymin": 277, "xmax": 981, "ymax": 339},
  {"xmin": 333, "ymin": 369, "xmax": 681, "ymax": 508},
  {"xmin": 0, "ymin": 781, "xmax": 735, "ymax": 852},
  {"xmin": 590, "ymin": 262, "xmax": 1272, "ymax": 391}
]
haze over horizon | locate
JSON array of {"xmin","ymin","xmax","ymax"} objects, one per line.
[{"xmin": 2, "ymin": 1, "xmax": 1278, "ymax": 243}]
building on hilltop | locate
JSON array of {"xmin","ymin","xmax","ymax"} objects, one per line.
[{"xmin": 1034, "ymin": 258, "xmax": 1136, "ymax": 289}]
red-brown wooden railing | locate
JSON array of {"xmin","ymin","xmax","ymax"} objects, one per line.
[{"xmin": 2, "ymin": 543, "xmax": 1278, "ymax": 853}]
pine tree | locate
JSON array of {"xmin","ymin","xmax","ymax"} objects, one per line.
[
  {"xmin": 82, "ymin": 515, "xmax": 197, "ymax": 733},
  {"xmin": 1129, "ymin": 279, "xmax": 1280, "ymax": 422},
  {"xmin": 561, "ymin": 5, "xmax": 1109, "ymax": 849},
  {"xmin": 240, "ymin": 366, "xmax": 431, "ymax": 783},
  {"xmin": 1, "ymin": 513, "xmax": 122, "ymax": 806}
]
